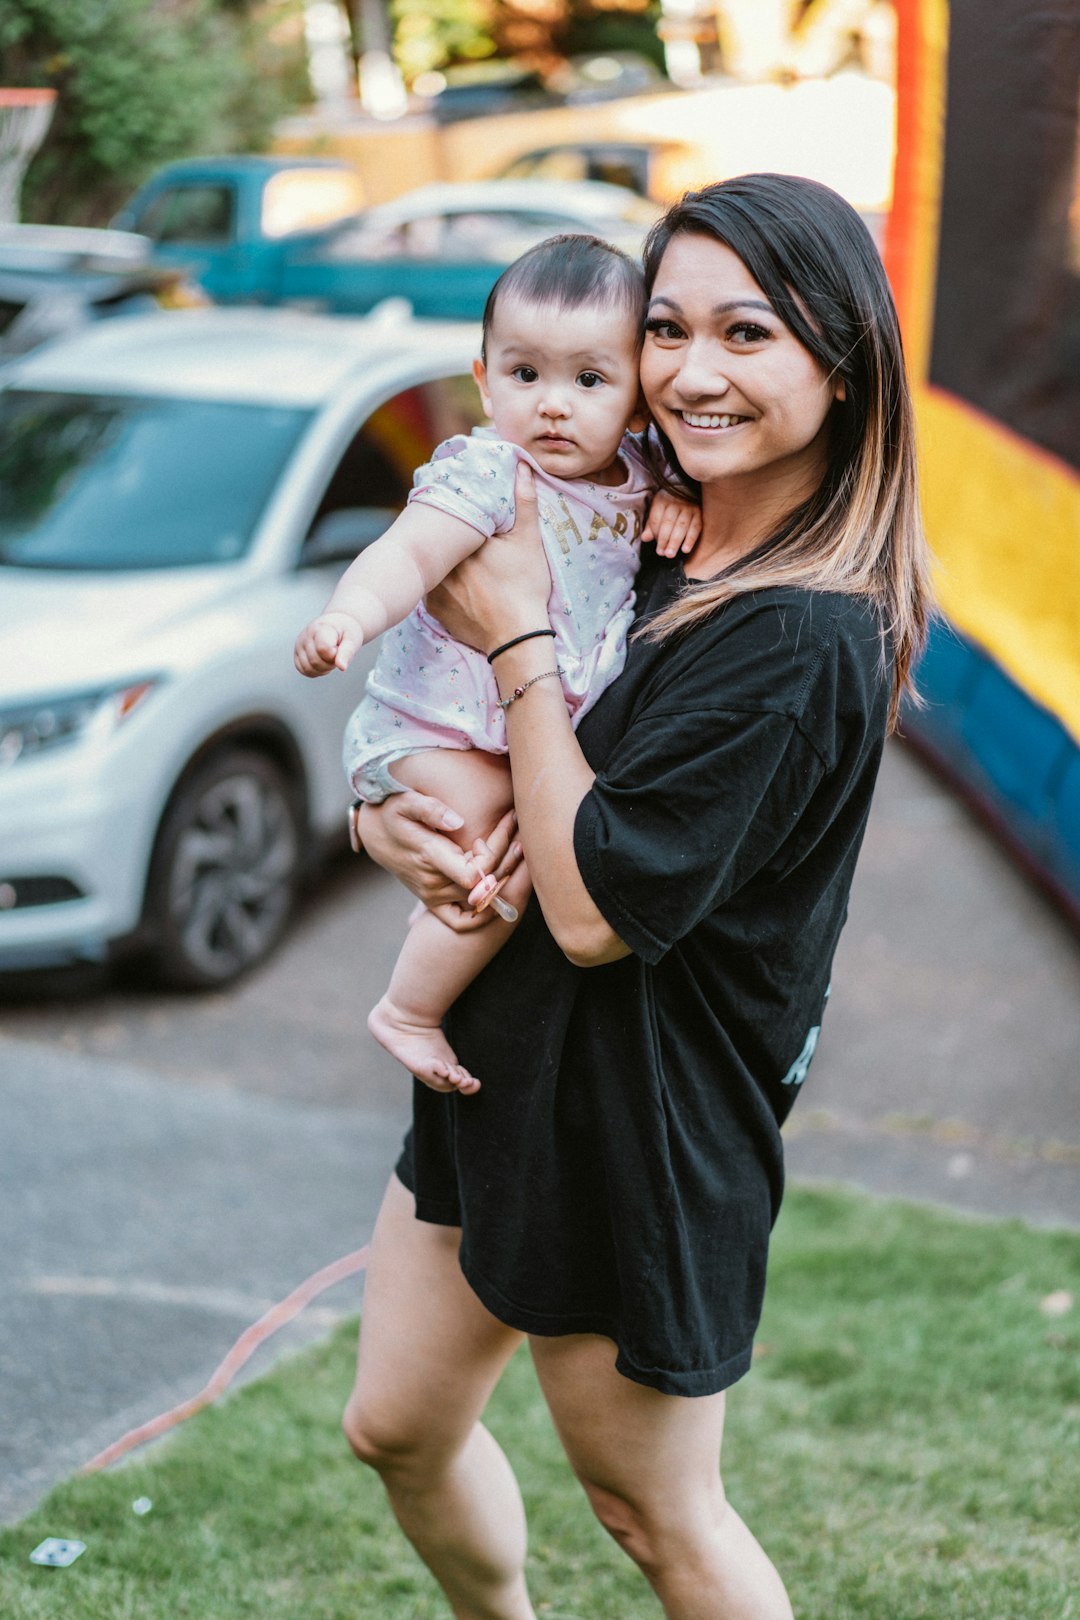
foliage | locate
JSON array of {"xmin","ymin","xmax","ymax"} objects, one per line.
[
  {"xmin": 0, "ymin": 0, "xmax": 310, "ymax": 225},
  {"xmin": 387, "ymin": 0, "xmax": 665, "ymax": 83},
  {"xmin": 391, "ymin": 0, "xmax": 497, "ymax": 81},
  {"xmin": 0, "ymin": 1186, "xmax": 1077, "ymax": 1617},
  {"xmin": 563, "ymin": 3, "xmax": 665, "ymax": 69}
]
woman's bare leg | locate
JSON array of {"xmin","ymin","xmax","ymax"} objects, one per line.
[
  {"xmin": 343, "ymin": 1174, "xmax": 534, "ymax": 1620},
  {"xmin": 529, "ymin": 1333, "xmax": 793, "ymax": 1620},
  {"xmin": 368, "ymin": 749, "xmax": 531, "ymax": 1091}
]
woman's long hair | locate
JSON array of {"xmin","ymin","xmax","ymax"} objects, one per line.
[{"xmin": 640, "ymin": 174, "xmax": 932, "ymax": 732}]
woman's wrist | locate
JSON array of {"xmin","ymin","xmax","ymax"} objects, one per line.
[
  {"xmin": 491, "ymin": 637, "xmax": 563, "ymax": 704},
  {"xmin": 483, "ymin": 610, "xmax": 551, "ymax": 652},
  {"xmin": 487, "ymin": 628, "xmax": 555, "ymax": 664}
]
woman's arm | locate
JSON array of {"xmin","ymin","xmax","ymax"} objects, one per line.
[
  {"xmin": 294, "ymin": 505, "xmax": 485, "ymax": 676},
  {"xmin": 425, "ymin": 463, "xmax": 629, "ymax": 967},
  {"xmin": 495, "ymin": 640, "xmax": 630, "ymax": 966}
]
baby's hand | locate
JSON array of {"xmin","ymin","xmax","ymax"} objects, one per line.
[
  {"xmin": 641, "ymin": 489, "xmax": 702, "ymax": 558},
  {"xmin": 293, "ymin": 612, "xmax": 364, "ymax": 677}
]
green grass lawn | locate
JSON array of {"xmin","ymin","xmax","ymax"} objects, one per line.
[{"xmin": 3, "ymin": 1186, "xmax": 1078, "ymax": 1620}]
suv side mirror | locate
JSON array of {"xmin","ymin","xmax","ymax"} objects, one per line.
[{"xmin": 300, "ymin": 506, "xmax": 399, "ymax": 566}]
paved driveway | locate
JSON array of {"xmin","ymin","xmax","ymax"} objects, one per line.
[{"xmin": 2, "ymin": 741, "xmax": 1078, "ymax": 1522}]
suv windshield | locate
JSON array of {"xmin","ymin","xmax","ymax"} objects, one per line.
[{"xmin": 0, "ymin": 390, "xmax": 311, "ymax": 569}]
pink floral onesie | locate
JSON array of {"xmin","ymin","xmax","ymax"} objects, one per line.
[{"xmin": 344, "ymin": 427, "xmax": 653, "ymax": 802}]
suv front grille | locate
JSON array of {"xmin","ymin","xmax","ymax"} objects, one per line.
[{"xmin": 0, "ymin": 876, "xmax": 85, "ymax": 910}]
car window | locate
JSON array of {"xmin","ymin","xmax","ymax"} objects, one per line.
[
  {"xmin": 588, "ymin": 156, "xmax": 649, "ymax": 194},
  {"xmin": 321, "ymin": 207, "xmax": 606, "ymax": 265},
  {"xmin": 419, "ymin": 209, "xmax": 584, "ymax": 264},
  {"xmin": 260, "ymin": 169, "xmax": 365, "ymax": 238},
  {"xmin": 376, "ymin": 212, "xmax": 569, "ymax": 263},
  {"xmin": 308, "ymin": 374, "xmax": 488, "ymax": 537},
  {"xmin": 0, "ymin": 390, "xmax": 310, "ymax": 570},
  {"xmin": 135, "ymin": 185, "xmax": 236, "ymax": 245},
  {"xmin": 398, "ymin": 214, "xmax": 447, "ymax": 259},
  {"xmin": 323, "ymin": 219, "xmax": 408, "ymax": 261},
  {"xmin": 438, "ymin": 210, "xmax": 534, "ymax": 260},
  {"xmin": 502, "ymin": 151, "xmax": 589, "ymax": 184}
]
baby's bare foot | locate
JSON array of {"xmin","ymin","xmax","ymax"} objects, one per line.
[{"xmin": 368, "ymin": 995, "xmax": 480, "ymax": 1094}]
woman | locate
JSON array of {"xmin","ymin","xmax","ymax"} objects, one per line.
[{"xmin": 342, "ymin": 174, "xmax": 931, "ymax": 1620}]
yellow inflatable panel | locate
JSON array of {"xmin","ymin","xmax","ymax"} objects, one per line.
[{"xmin": 918, "ymin": 383, "xmax": 1080, "ymax": 745}]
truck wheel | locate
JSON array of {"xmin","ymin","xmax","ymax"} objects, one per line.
[{"xmin": 144, "ymin": 749, "xmax": 303, "ymax": 989}]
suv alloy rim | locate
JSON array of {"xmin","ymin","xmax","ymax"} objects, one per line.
[{"xmin": 166, "ymin": 768, "xmax": 299, "ymax": 981}]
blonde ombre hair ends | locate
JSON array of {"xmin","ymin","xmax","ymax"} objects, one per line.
[{"xmin": 640, "ymin": 175, "xmax": 932, "ymax": 733}]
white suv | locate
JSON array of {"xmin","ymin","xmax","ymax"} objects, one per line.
[{"xmin": 0, "ymin": 307, "xmax": 485, "ymax": 986}]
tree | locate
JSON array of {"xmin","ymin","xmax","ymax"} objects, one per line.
[
  {"xmin": 0, "ymin": 0, "xmax": 310, "ymax": 224},
  {"xmin": 390, "ymin": 0, "xmax": 495, "ymax": 82},
  {"xmin": 387, "ymin": 0, "xmax": 664, "ymax": 84}
]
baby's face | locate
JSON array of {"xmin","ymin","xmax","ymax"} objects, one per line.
[{"xmin": 473, "ymin": 294, "xmax": 642, "ymax": 485}]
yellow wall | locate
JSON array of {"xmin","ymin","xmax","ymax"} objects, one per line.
[
  {"xmin": 273, "ymin": 119, "xmax": 445, "ymax": 204},
  {"xmin": 274, "ymin": 76, "xmax": 894, "ymax": 211}
]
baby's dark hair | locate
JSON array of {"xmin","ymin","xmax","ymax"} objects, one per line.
[{"xmin": 481, "ymin": 234, "xmax": 646, "ymax": 359}]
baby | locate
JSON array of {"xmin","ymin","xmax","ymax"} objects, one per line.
[{"xmin": 294, "ymin": 234, "xmax": 699, "ymax": 1093}]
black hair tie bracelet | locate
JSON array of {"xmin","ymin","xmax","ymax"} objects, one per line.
[{"xmin": 486, "ymin": 629, "xmax": 556, "ymax": 665}]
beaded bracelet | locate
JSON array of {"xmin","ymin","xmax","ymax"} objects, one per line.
[
  {"xmin": 496, "ymin": 668, "xmax": 563, "ymax": 711},
  {"xmin": 486, "ymin": 628, "xmax": 556, "ymax": 665}
]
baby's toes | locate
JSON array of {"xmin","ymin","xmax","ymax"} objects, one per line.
[{"xmin": 416, "ymin": 1059, "xmax": 454, "ymax": 1091}]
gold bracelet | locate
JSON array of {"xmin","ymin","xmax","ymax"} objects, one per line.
[{"xmin": 495, "ymin": 667, "xmax": 563, "ymax": 711}]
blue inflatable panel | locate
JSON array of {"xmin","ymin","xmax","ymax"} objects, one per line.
[
  {"xmin": 963, "ymin": 666, "xmax": 1073, "ymax": 824},
  {"xmin": 904, "ymin": 619, "xmax": 1080, "ymax": 922},
  {"xmin": 914, "ymin": 619, "xmax": 981, "ymax": 712},
  {"xmin": 1053, "ymin": 753, "xmax": 1080, "ymax": 899}
]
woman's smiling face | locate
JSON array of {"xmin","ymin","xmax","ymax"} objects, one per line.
[{"xmin": 640, "ymin": 233, "xmax": 844, "ymax": 499}]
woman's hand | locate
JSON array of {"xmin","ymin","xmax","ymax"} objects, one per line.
[
  {"xmin": 425, "ymin": 463, "xmax": 552, "ymax": 654},
  {"xmin": 358, "ymin": 793, "xmax": 523, "ymax": 933}
]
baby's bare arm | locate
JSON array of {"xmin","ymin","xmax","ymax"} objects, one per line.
[
  {"xmin": 641, "ymin": 488, "xmax": 702, "ymax": 558},
  {"xmin": 294, "ymin": 506, "xmax": 486, "ymax": 676},
  {"xmin": 330, "ymin": 505, "xmax": 487, "ymax": 638}
]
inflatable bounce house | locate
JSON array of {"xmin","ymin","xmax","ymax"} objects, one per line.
[{"xmin": 884, "ymin": 0, "xmax": 1080, "ymax": 920}]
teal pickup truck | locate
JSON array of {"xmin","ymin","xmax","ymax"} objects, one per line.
[
  {"xmin": 111, "ymin": 155, "xmax": 367, "ymax": 305},
  {"xmin": 113, "ymin": 156, "xmax": 656, "ymax": 319}
]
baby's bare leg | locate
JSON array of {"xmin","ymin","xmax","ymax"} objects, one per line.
[{"xmin": 368, "ymin": 748, "xmax": 530, "ymax": 1093}]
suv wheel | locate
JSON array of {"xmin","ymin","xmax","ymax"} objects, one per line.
[{"xmin": 144, "ymin": 749, "xmax": 303, "ymax": 989}]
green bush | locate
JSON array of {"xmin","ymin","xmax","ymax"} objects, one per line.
[{"xmin": 0, "ymin": 0, "xmax": 310, "ymax": 224}]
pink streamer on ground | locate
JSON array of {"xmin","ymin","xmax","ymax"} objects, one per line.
[{"xmin": 80, "ymin": 1247, "xmax": 370, "ymax": 1474}]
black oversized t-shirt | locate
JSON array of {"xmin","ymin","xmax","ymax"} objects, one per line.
[{"xmin": 397, "ymin": 554, "xmax": 891, "ymax": 1396}]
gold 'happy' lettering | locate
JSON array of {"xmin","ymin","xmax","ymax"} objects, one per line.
[
  {"xmin": 540, "ymin": 497, "xmax": 585, "ymax": 555},
  {"xmin": 541, "ymin": 497, "xmax": 642, "ymax": 552}
]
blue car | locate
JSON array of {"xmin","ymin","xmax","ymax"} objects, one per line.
[
  {"xmin": 274, "ymin": 179, "xmax": 657, "ymax": 318},
  {"xmin": 115, "ymin": 161, "xmax": 657, "ymax": 319}
]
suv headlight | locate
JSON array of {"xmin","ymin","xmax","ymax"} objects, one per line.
[{"xmin": 0, "ymin": 679, "xmax": 160, "ymax": 769}]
